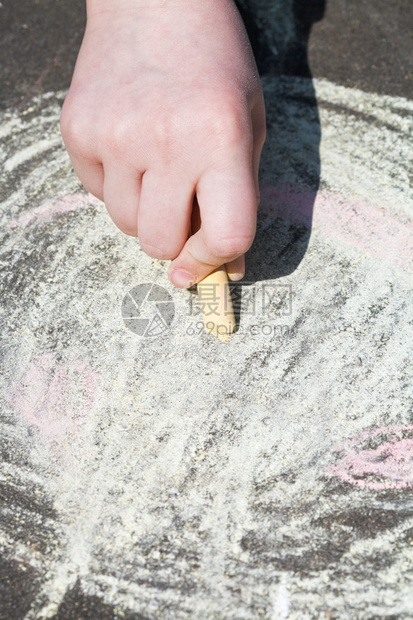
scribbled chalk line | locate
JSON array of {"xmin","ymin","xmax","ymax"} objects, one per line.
[
  {"xmin": 6, "ymin": 193, "xmax": 101, "ymax": 230},
  {"xmin": 327, "ymin": 426, "xmax": 413, "ymax": 490},
  {"xmin": 261, "ymin": 185, "xmax": 413, "ymax": 272},
  {"xmin": 5, "ymin": 186, "xmax": 413, "ymax": 277},
  {"xmin": 9, "ymin": 353, "xmax": 100, "ymax": 444},
  {"xmin": 1, "ymin": 83, "xmax": 413, "ymax": 618},
  {"xmin": 3, "ymin": 138, "xmax": 63, "ymax": 173}
]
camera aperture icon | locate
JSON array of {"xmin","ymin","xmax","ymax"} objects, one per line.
[{"xmin": 122, "ymin": 284, "xmax": 175, "ymax": 337}]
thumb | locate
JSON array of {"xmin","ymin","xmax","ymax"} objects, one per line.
[{"xmin": 168, "ymin": 167, "xmax": 258, "ymax": 288}]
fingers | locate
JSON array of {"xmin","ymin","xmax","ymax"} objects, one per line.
[
  {"xmin": 103, "ymin": 164, "xmax": 141, "ymax": 236},
  {"xmin": 68, "ymin": 153, "xmax": 104, "ymax": 202},
  {"xmin": 138, "ymin": 170, "xmax": 193, "ymax": 259},
  {"xmin": 60, "ymin": 99, "xmax": 105, "ymax": 201},
  {"xmin": 103, "ymin": 165, "xmax": 196, "ymax": 260},
  {"xmin": 63, "ymin": 100, "xmax": 265, "ymax": 278},
  {"xmin": 168, "ymin": 163, "xmax": 258, "ymax": 288},
  {"xmin": 167, "ymin": 95, "xmax": 265, "ymax": 288}
]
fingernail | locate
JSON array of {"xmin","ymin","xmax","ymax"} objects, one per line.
[
  {"xmin": 169, "ymin": 268, "xmax": 195, "ymax": 289},
  {"xmin": 227, "ymin": 272, "xmax": 244, "ymax": 282}
]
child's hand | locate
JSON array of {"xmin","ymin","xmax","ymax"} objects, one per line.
[{"xmin": 60, "ymin": 0, "xmax": 266, "ymax": 287}]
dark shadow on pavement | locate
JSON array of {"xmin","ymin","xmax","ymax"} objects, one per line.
[{"xmin": 237, "ymin": 0, "xmax": 326, "ymax": 284}]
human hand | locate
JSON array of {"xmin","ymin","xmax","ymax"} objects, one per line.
[{"xmin": 60, "ymin": 0, "xmax": 266, "ymax": 287}]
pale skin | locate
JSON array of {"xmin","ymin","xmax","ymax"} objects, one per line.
[{"xmin": 60, "ymin": 0, "xmax": 266, "ymax": 288}]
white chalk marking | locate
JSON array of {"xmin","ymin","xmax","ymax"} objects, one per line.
[{"xmin": 3, "ymin": 139, "xmax": 62, "ymax": 173}]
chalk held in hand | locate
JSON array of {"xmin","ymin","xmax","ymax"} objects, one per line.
[{"xmin": 197, "ymin": 265, "xmax": 236, "ymax": 340}]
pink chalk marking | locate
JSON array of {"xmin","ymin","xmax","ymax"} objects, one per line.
[
  {"xmin": 261, "ymin": 185, "xmax": 413, "ymax": 272},
  {"xmin": 7, "ymin": 186, "xmax": 412, "ymax": 273},
  {"xmin": 33, "ymin": 66, "xmax": 52, "ymax": 88},
  {"xmin": 326, "ymin": 426, "xmax": 413, "ymax": 490},
  {"xmin": 9, "ymin": 353, "xmax": 99, "ymax": 443},
  {"xmin": 7, "ymin": 193, "xmax": 101, "ymax": 230}
]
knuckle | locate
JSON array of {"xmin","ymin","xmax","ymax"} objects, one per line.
[
  {"xmin": 206, "ymin": 97, "xmax": 251, "ymax": 150},
  {"xmin": 102, "ymin": 117, "xmax": 132, "ymax": 156},
  {"xmin": 152, "ymin": 116, "xmax": 170, "ymax": 146},
  {"xmin": 104, "ymin": 112, "xmax": 174, "ymax": 160},
  {"xmin": 60, "ymin": 98, "xmax": 98, "ymax": 160},
  {"xmin": 60, "ymin": 99, "xmax": 85, "ymax": 148},
  {"xmin": 150, "ymin": 113, "xmax": 176, "ymax": 155}
]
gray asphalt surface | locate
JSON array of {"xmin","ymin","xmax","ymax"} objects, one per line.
[
  {"xmin": 1, "ymin": 0, "xmax": 412, "ymax": 111},
  {"xmin": 1, "ymin": 1, "xmax": 412, "ymax": 619}
]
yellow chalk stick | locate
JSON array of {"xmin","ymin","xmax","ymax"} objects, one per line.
[{"xmin": 197, "ymin": 265, "xmax": 236, "ymax": 340}]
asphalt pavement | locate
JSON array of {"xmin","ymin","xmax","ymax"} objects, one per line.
[{"xmin": 1, "ymin": 1, "xmax": 413, "ymax": 618}]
